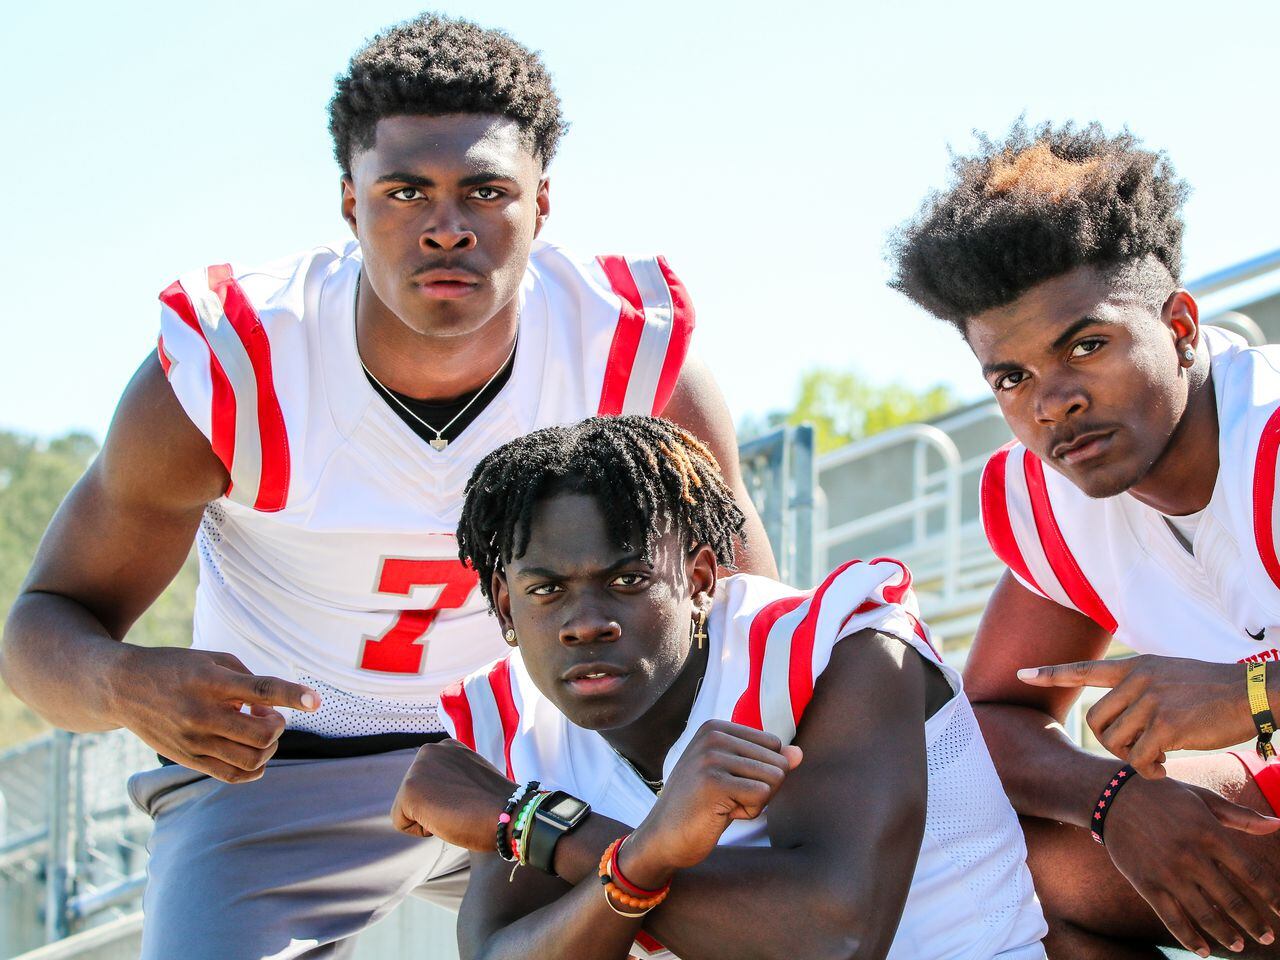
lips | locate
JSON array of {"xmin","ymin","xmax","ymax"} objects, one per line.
[
  {"xmin": 1051, "ymin": 429, "xmax": 1116, "ymax": 466},
  {"xmin": 412, "ymin": 267, "xmax": 484, "ymax": 300},
  {"xmin": 561, "ymin": 662, "xmax": 630, "ymax": 697}
]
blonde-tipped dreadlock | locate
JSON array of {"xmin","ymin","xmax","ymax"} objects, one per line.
[{"xmin": 457, "ymin": 416, "xmax": 745, "ymax": 607}]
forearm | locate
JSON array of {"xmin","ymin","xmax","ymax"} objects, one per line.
[
  {"xmin": 973, "ymin": 700, "xmax": 1125, "ymax": 827},
  {"xmin": 550, "ymin": 815, "xmax": 895, "ymax": 960},
  {"xmin": 1, "ymin": 591, "xmax": 132, "ymax": 732}
]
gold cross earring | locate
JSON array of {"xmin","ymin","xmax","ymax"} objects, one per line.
[{"xmin": 691, "ymin": 607, "xmax": 708, "ymax": 649}]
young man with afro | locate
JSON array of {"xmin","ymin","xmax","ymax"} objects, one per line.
[
  {"xmin": 0, "ymin": 14, "xmax": 771, "ymax": 958},
  {"xmin": 891, "ymin": 121, "xmax": 1280, "ymax": 959},
  {"xmin": 390, "ymin": 415, "xmax": 1048, "ymax": 960}
]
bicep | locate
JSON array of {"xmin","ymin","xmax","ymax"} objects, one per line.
[
  {"xmin": 456, "ymin": 852, "xmax": 571, "ymax": 960},
  {"xmin": 765, "ymin": 632, "xmax": 931, "ymax": 929},
  {"xmin": 964, "ymin": 569, "xmax": 1111, "ymax": 719},
  {"xmin": 21, "ymin": 354, "xmax": 228, "ymax": 636},
  {"xmin": 659, "ymin": 354, "xmax": 777, "ymax": 578}
]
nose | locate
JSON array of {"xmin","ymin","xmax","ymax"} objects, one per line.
[
  {"xmin": 420, "ymin": 201, "xmax": 476, "ymax": 252},
  {"xmin": 1034, "ymin": 374, "xmax": 1088, "ymax": 425},
  {"xmin": 559, "ymin": 597, "xmax": 622, "ymax": 647}
]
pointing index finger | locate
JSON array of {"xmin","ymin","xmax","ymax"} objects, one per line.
[
  {"xmin": 1016, "ymin": 659, "xmax": 1129, "ymax": 689},
  {"xmin": 221, "ymin": 672, "xmax": 321, "ymax": 711}
]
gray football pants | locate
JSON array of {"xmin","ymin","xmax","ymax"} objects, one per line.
[{"xmin": 127, "ymin": 748, "xmax": 469, "ymax": 960}]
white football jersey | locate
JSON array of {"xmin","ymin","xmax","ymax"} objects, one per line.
[
  {"xmin": 157, "ymin": 239, "xmax": 694, "ymax": 735},
  {"xmin": 982, "ymin": 327, "xmax": 1280, "ymax": 665},
  {"xmin": 440, "ymin": 561, "xmax": 1047, "ymax": 960}
]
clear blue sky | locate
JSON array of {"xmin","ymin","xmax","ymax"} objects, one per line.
[{"xmin": 2, "ymin": 0, "xmax": 1278, "ymax": 440}]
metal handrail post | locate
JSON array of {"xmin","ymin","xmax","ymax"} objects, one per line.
[
  {"xmin": 44, "ymin": 729, "xmax": 73, "ymax": 943},
  {"xmin": 789, "ymin": 425, "xmax": 816, "ymax": 588},
  {"xmin": 943, "ymin": 449, "xmax": 962, "ymax": 606}
]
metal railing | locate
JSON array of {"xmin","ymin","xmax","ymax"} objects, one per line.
[
  {"xmin": 1, "ymin": 729, "xmax": 154, "ymax": 956},
  {"xmin": 739, "ymin": 424, "xmax": 816, "ymax": 588},
  {"xmin": 818, "ymin": 422, "xmax": 964, "ymax": 608}
]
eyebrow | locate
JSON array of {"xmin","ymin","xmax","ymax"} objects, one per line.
[
  {"xmin": 373, "ymin": 170, "xmax": 517, "ymax": 187},
  {"xmin": 979, "ymin": 316, "xmax": 1114, "ymax": 378},
  {"xmin": 514, "ymin": 553, "xmax": 649, "ymax": 581}
]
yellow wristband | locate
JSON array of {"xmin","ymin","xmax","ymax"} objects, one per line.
[{"xmin": 1247, "ymin": 661, "xmax": 1277, "ymax": 760}]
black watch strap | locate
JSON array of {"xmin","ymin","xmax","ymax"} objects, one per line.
[{"xmin": 525, "ymin": 791, "xmax": 591, "ymax": 875}]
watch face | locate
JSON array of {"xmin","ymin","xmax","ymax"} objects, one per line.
[{"xmin": 546, "ymin": 795, "xmax": 583, "ymax": 820}]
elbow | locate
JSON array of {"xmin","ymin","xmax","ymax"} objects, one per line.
[{"xmin": 803, "ymin": 880, "xmax": 911, "ymax": 960}]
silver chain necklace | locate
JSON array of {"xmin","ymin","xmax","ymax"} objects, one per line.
[
  {"xmin": 356, "ymin": 275, "xmax": 518, "ymax": 452},
  {"xmin": 610, "ymin": 674, "xmax": 706, "ymax": 796},
  {"xmin": 612, "ymin": 749, "xmax": 664, "ymax": 794}
]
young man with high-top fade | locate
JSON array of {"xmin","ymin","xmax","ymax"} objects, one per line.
[
  {"xmin": 891, "ymin": 121, "xmax": 1280, "ymax": 959},
  {"xmin": 0, "ymin": 14, "xmax": 771, "ymax": 959},
  {"xmin": 391, "ymin": 415, "xmax": 1047, "ymax": 960}
]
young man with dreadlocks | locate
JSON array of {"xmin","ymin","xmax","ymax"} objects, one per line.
[
  {"xmin": 390, "ymin": 415, "xmax": 1048, "ymax": 960},
  {"xmin": 0, "ymin": 14, "xmax": 772, "ymax": 959},
  {"xmin": 891, "ymin": 121, "xmax": 1280, "ymax": 959}
]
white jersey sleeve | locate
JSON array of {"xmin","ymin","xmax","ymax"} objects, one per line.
[
  {"xmin": 979, "ymin": 441, "xmax": 1118, "ymax": 632},
  {"xmin": 577, "ymin": 250, "xmax": 695, "ymax": 417},
  {"xmin": 726, "ymin": 559, "xmax": 951, "ymax": 747}
]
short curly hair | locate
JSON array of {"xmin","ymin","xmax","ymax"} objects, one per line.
[
  {"xmin": 328, "ymin": 13, "xmax": 567, "ymax": 175},
  {"xmin": 889, "ymin": 121, "xmax": 1190, "ymax": 330},
  {"xmin": 457, "ymin": 416, "xmax": 745, "ymax": 609}
]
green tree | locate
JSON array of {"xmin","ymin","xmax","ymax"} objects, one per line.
[
  {"xmin": 0, "ymin": 431, "xmax": 198, "ymax": 749},
  {"xmin": 741, "ymin": 369, "xmax": 957, "ymax": 454}
]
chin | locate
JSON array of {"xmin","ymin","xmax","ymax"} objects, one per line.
[
  {"xmin": 1064, "ymin": 460, "xmax": 1147, "ymax": 500},
  {"xmin": 399, "ymin": 298, "xmax": 495, "ymax": 338}
]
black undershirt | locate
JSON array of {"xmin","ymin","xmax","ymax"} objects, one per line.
[{"xmin": 364, "ymin": 347, "xmax": 516, "ymax": 447}]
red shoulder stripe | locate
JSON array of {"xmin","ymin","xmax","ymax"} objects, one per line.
[
  {"xmin": 651, "ymin": 257, "xmax": 694, "ymax": 416},
  {"xmin": 980, "ymin": 444, "xmax": 1043, "ymax": 595},
  {"xmin": 1254, "ymin": 407, "xmax": 1280, "ymax": 590},
  {"xmin": 1023, "ymin": 455, "xmax": 1117, "ymax": 633},
  {"xmin": 596, "ymin": 255, "xmax": 646, "ymax": 416},
  {"xmin": 869, "ymin": 557, "xmax": 912, "ymax": 606},
  {"xmin": 488, "ymin": 658, "xmax": 520, "ymax": 781},
  {"xmin": 156, "ymin": 334, "xmax": 172, "ymax": 377},
  {"xmin": 788, "ymin": 560, "xmax": 863, "ymax": 724},
  {"xmin": 731, "ymin": 595, "xmax": 805, "ymax": 729},
  {"xmin": 438, "ymin": 680, "xmax": 476, "ymax": 751},
  {"xmin": 159, "ymin": 279, "xmax": 237, "ymax": 487},
  {"xmin": 208, "ymin": 265, "xmax": 291, "ymax": 512}
]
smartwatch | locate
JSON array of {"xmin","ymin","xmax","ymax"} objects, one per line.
[{"xmin": 524, "ymin": 790, "xmax": 591, "ymax": 875}]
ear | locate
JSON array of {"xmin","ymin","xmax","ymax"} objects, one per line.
[
  {"xmin": 492, "ymin": 568, "xmax": 514, "ymax": 637},
  {"xmin": 1163, "ymin": 289, "xmax": 1201, "ymax": 360},
  {"xmin": 341, "ymin": 176, "xmax": 359, "ymax": 238},
  {"xmin": 686, "ymin": 542, "xmax": 719, "ymax": 609},
  {"xmin": 533, "ymin": 177, "xmax": 551, "ymax": 238}
]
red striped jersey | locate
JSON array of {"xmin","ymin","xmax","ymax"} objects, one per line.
[
  {"xmin": 440, "ymin": 563, "xmax": 1047, "ymax": 960},
  {"xmin": 156, "ymin": 239, "xmax": 693, "ymax": 736},
  {"xmin": 981, "ymin": 327, "xmax": 1280, "ymax": 665}
]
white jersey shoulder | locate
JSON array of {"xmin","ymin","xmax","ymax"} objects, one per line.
[
  {"xmin": 155, "ymin": 240, "xmax": 695, "ymax": 731},
  {"xmin": 980, "ymin": 326, "xmax": 1280, "ymax": 663},
  {"xmin": 441, "ymin": 561, "xmax": 1046, "ymax": 960}
]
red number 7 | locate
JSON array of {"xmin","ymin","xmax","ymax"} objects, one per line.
[{"xmin": 359, "ymin": 558, "xmax": 481, "ymax": 674}]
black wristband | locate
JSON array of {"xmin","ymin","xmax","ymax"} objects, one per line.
[{"xmin": 1090, "ymin": 764, "xmax": 1135, "ymax": 845}]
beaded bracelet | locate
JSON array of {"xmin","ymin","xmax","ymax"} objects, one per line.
[
  {"xmin": 496, "ymin": 781, "xmax": 540, "ymax": 863},
  {"xmin": 1089, "ymin": 764, "xmax": 1135, "ymax": 845},
  {"xmin": 510, "ymin": 790, "xmax": 549, "ymax": 864},
  {"xmin": 609, "ymin": 835, "xmax": 667, "ymax": 899},
  {"xmin": 1247, "ymin": 662, "xmax": 1277, "ymax": 760},
  {"xmin": 598, "ymin": 835, "xmax": 670, "ymax": 916}
]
